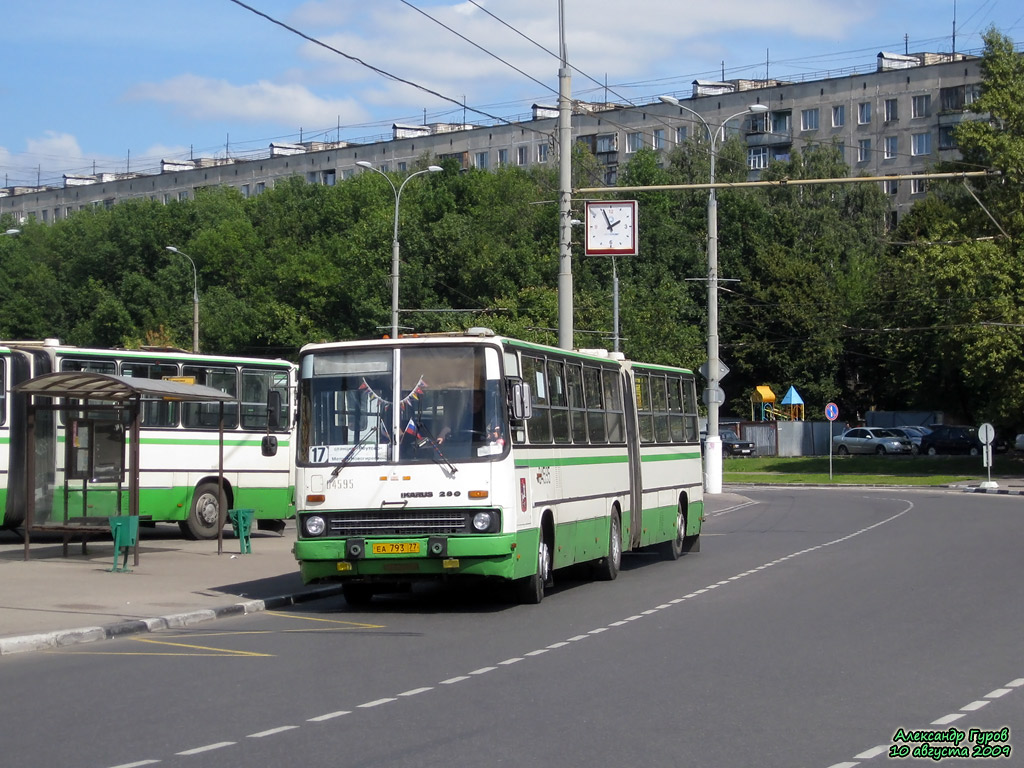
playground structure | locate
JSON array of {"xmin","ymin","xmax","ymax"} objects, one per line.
[{"xmin": 750, "ymin": 385, "xmax": 804, "ymax": 421}]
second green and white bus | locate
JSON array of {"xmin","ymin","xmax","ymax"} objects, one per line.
[
  {"xmin": 0, "ymin": 340, "xmax": 296, "ymax": 538},
  {"xmin": 293, "ymin": 329, "xmax": 704, "ymax": 604}
]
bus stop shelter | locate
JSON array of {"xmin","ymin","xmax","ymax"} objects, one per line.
[{"xmin": 13, "ymin": 372, "xmax": 235, "ymax": 563}]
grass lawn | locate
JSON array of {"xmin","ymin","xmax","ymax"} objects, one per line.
[{"xmin": 722, "ymin": 454, "xmax": 1024, "ymax": 486}]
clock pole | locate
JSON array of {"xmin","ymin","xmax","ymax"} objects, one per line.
[{"xmin": 557, "ymin": 0, "xmax": 574, "ymax": 350}]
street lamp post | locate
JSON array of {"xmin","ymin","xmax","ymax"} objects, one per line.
[
  {"xmin": 3, "ymin": 228, "xmax": 20, "ymax": 236},
  {"xmin": 660, "ymin": 96, "xmax": 768, "ymax": 494},
  {"xmin": 356, "ymin": 162, "xmax": 443, "ymax": 338},
  {"xmin": 165, "ymin": 246, "xmax": 200, "ymax": 353}
]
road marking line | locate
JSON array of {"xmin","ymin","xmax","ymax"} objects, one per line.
[
  {"xmin": 307, "ymin": 711, "xmax": 350, "ymax": 722},
  {"xmin": 961, "ymin": 700, "xmax": 989, "ymax": 711},
  {"xmin": 264, "ymin": 611, "xmax": 384, "ymax": 629},
  {"xmin": 358, "ymin": 698, "xmax": 396, "ymax": 708},
  {"xmin": 499, "ymin": 657, "xmax": 523, "ymax": 665},
  {"xmin": 525, "ymin": 649, "xmax": 549, "ymax": 656},
  {"xmin": 470, "ymin": 666, "xmax": 496, "ymax": 674},
  {"xmin": 132, "ymin": 637, "xmax": 272, "ymax": 657},
  {"xmin": 247, "ymin": 726, "xmax": 298, "ymax": 738},
  {"xmin": 567, "ymin": 634, "xmax": 589, "ymax": 641},
  {"xmin": 825, "ymin": 762, "xmax": 859, "ymax": 768},
  {"xmin": 109, "ymin": 761, "xmax": 160, "ymax": 768},
  {"xmin": 1006, "ymin": 678, "xmax": 1024, "ymax": 687},
  {"xmin": 932, "ymin": 713, "xmax": 966, "ymax": 725},
  {"xmin": 176, "ymin": 742, "xmax": 235, "ymax": 755},
  {"xmin": 399, "ymin": 687, "xmax": 433, "ymax": 696},
  {"xmin": 588, "ymin": 627, "xmax": 608, "ymax": 634},
  {"xmin": 608, "ymin": 620, "xmax": 628, "ymax": 626},
  {"xmin": 854, "ymin": 745, "xmax": 888, "ymax": 759},
  {"xmin": 441, "ymin": 675, "xmax": 470, "ymax": 683},
  {"xmin": 547, "ymin": 642, "xmax": 569, "ymax": 649},
  {"xmin": 986, "ymin": 688, "xmax": 1012, "ymax": 698}
]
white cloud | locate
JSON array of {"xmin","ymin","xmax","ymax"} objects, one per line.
[{"xmin": 124, "ymin": 74, "xmax": 371, "ymax": 127}]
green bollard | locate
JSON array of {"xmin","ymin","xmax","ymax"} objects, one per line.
[
  {"xmin": 108, "ymin": 516, "xmax": 139, "ymax": 572},
  {"xmin": 228, "ymin": 509, "xmax": 254, "ymax": 554}
]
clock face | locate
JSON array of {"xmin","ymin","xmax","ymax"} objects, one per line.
[{"xmin": 584, "ymin": 201, "xmax": 637, "ymax": 255}]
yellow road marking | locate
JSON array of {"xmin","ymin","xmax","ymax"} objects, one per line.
[
  {"xmin": 265, "ymin": 610, "xmax": 384, "ymax": 629},
  {"xmin": 131, "ymin": 637, "xmax": 273, "ymax": 656}
]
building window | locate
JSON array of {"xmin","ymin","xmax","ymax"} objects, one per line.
[
  {"xmin": 749, "ymin": 112, "xmax": 768, "ymax": 133},
  {"xmin": 596, "ymin": 134, "xmax": 617, "ymax": 153},
  {"xmin": 884, "ymin": 98, "xmax": 898, "ymax": 122},
  {"xmin": 886, "ymin": 178, "xmax": 899, "ymax": 195},
  {"xmin": 748, "ymin": 146, "xmax": 769, "ymax": 170},
  {"xmin": 255, "ymin": 181, "xmax": 266, "ymax": 194},
  {"xmin": 537, "ymin": 143, "xmax": 549, "ymax": 162},
  {"xmin": 178, "ymin": 191, "xmax": 189, "ymax": 201},
  {"xmin": 858, "ymin": 139, "xmax": 872, "ymax": 163},
  {"xmin": 397, "ymin": 162, "xmax": 408, "ymax": 172},
  {"xmin": 475, "ymin": 151, "xmax": 489, "ymax": 169},
  {"xmin": 675, "ymin": 125, "xmax": 688, "ymax": 143},
  {"xmin": 380, "ymin": 164, "xmax": 389, "ymax": 173},
  {"xmin": 653, "ymin": 128, "xmax": 665, "ymax": 150},
  {"xmin": 832, "ymin": 105, "xmax": 845, "ymax": 127},
  {"xmin": 241, "ymin": 184, "xmax": 250, "ymax": 198},
  {"xmin": 498, "ymin": 148, "xmax": 509, "ymax": 166},
  {"xmin": 940, "ymin": 84, "xmax": 980, "ymax": 111},
  {"xmin": 884, "ymin": 136, "xmax": 898, "ymax": 159},
  {"xmin": 911, "ymin": 176, "xmax": 927, "ymax": 195},
  {"xmin": 627, "ymin": 132, "xmax": 644, "ymax": 152},
  {"xmin": 858, "ymin": 102, "xmax": 872, "ymax": 125},
  {"xmin": 771, "ymin": 111, "xmax": 791, "ymax": 133},
  {"xmin": 938, "ymin": 125, "xmax": 957, "ymax": 150},
  {"xmin": 912, "ymin": 94, "xmax": 931, "ymax": 118},
  {"xmin": 517, "ymin": 145, "xmax": 528, "ymax": 166},
  {"xmin": 911, "ymin": 132, "xmax": 931, "ymax": 156},
  {"xmin": 801, "ymin": 108, "xmax": 819, "ymax": 131}
]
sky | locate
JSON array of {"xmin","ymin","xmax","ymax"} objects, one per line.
[{"xmin": 1, "ymin": 0, "xmax": 1021, "ymax": 188}]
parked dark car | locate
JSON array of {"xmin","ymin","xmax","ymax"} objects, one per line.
[
  {"xmin": 919, "ymin": 425, "xmax": 982, "ymax": 456},
  {"xmin": 700, "ymin": 428, "xmax": 756, "ymax": 457}
]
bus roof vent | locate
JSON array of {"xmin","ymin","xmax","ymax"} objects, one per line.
[
  {"xmin": 465, "ymin": 327, "xmax": 495, "ymax": 337},
  {"xmin": 44, "ymin": 338, "xmax": 61, "ymax": 347},
  {"xmin": 608, "ymin": 352, "xmax": 626, "ymax": 361},
  {"xmin": 576, "ymin": 348, "xmax": 609, "ymax": 358}
]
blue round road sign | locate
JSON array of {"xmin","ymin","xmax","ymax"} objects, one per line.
[{"xmin": 825, "ymin": 402, "xmax": 839, "ymax": 421}]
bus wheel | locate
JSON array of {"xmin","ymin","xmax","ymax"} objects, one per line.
[
  {"xmin": 342, "ymin": 583, "xmax": 374, "ymax": 606},
  {"xmin": 660, "ymin": 506, "xmax": 685, "ymax": 561},
  {"xmin": 516, "ymin": 532, "xmax": 552, "ymax": 604},
  {"xmin": 180, "ymin": 482, "xmax": 226, "ymax": 540},
  {"xmin": 593, "ymin": 512, "xmax": 621, "ymax": 581}
]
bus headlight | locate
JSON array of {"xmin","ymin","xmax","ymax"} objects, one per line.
[
  {"xmin": 472, "ymin": 511, "xmax": 494, "ymax": 532},
  {"xmin": 304, "ymin": 515, "xmax": 326, "ymax": 536}
]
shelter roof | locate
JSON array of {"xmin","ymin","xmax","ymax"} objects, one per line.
[{"xmin": 13, "ymin": 372, "xmax": 234, "ymax": 402}]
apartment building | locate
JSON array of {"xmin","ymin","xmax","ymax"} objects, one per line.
[{"xmin": 0, "ymin": 51, "xmax": 984, "ymax": 226}]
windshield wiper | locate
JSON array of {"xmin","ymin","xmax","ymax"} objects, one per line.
[
  {"xmin": 331, "ymin": 426, "xmax": 381, "ymax": 477},
  {"xmin": 413, "ymin": 423, "xmax": 458, "ymax": 475}
]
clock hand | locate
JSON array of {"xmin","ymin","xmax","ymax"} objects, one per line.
[
  {"xmin": 608, "ymin": 218, "xmax": 620, "ymax": 229},
  {"xmin": 602, "ymin": 208, "xmax": 613, "ymax": 228}
]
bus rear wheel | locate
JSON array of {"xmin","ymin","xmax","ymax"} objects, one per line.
[
  {"xmin": 660, "ymin": 505, "xmax": 685, "ymax": 561},
  {"xmin": 179, "ymin": 482, "xmax": 226, "ymax": 540},
  {"xmin": 593, "ymin": 512, "xmax": 621, "ymax": 581}
]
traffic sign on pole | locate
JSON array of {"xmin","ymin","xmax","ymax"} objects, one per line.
[{"xmin": 825, "ymin": 402, "xmax": 839, "ymax": 422}]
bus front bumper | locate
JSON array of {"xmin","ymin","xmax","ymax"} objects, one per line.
[{"xmin": 293, "ymin": 533, "xmax": 530, "ymax": 584}]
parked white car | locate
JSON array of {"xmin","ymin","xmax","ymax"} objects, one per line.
[{"xmin": 832, "ymin": 427, "xmax": 913, "ymax": 455}]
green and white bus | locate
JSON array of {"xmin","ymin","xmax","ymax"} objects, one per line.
[
  {"xmin": 293, "ymin": 329, "xmax": 703, "ymax": 604},
  {"xmin": 0, "ymin": 340, "xmax": 296, "ymax": 539}
]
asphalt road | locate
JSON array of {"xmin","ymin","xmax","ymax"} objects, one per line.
[{"xmin": 3, "ymin": 487, "xmax": 1022, "ymax": 768}]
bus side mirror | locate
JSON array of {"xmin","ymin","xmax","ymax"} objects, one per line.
[
  {"xmin": 261, "ymin": 435, "xmax": 279, "ymax": 457},
  {"xmin": 267, "ymin": 390, "xmax": 283, "ymax": 430},
  {"xmin": 509, "ymin": 380, "xmax": 533, "ymax": 421}
]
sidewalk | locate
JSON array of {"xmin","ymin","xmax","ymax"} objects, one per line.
[{"xmin": 0, "ymin": 521, "xmax": 342, "ymax": 656}]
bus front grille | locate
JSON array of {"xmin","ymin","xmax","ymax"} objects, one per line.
[{"xmin": 327, "ymin": 509, "xmax": 475, "ymax": 536}]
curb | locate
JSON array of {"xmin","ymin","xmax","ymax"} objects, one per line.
[
  {"xmin": 963, "ymin": 486, "xmax": 1024, "ymax": 496},
  {"xmin": 0, "ymin": 585, "xmax": 346, "ymax": 657}
]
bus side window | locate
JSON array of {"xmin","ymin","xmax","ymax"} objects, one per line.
[
  {"xmin": 523, "ymin": 355, "xmax": 551, "ymax": 444},
  {"xmin": 604, "ymin": 369, "xmax": 625, "ymax": 443},
  {"xmin": 583, "ymin": 366, "xmax": 606, "ymax": 443},
  {"xmin": 566, "ymin": 363, "xmax": 587, "ymax": 443}
]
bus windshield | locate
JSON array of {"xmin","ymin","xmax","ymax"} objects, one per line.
[{"xmin": 300, "ymin": 344, "xmax": 506, "ymax": 466}]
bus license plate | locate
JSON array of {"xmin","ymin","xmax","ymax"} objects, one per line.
[{"xmin": 372, "ymin": 542, "xmax": 420, "ymax": 555}]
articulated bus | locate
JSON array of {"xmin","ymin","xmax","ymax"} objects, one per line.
[
  {"xmin": 0, "ymin": 340, "xmax": 296, "ymax": 539},
  {"xmin": 293, "ymin": 329, "xmax": 704, "ymax": 604}
]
